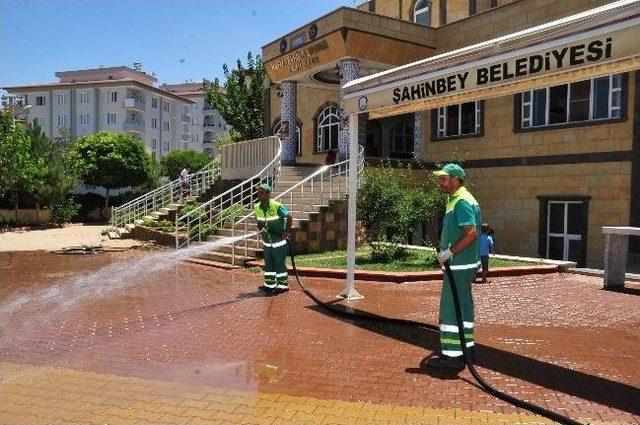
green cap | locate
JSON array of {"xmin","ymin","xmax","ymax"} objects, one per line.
[
  {"xmin": 257, "ymin": 183, "xmax": 271, "ymax": 193},
  {"xmin": 433, "ymin": 163, "xmax": 465, "ymax": 179}
]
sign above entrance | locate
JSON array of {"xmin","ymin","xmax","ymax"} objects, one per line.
[
  {"xmin": 343, "ymin": 20, "xmax": 640, "ymax": 116},
  {"xmin": 269, "ymin": 39, "xmax": 330, "ymax": 74}
]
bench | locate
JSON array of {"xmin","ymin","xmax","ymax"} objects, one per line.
[{"xmin": 602, "ymin": 226, "xmax": 640, "ymax": 288}]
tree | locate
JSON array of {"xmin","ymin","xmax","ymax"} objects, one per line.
[
  {"xmin": 25, "ymin": 121, "xmax": 78, "ymax": 220},
  {"xmin": 203, "ymin": 51, "xmax": 269, "ymax": 141},
  {"xmin": 357, "ymin": 162, "xmax": 445, "ymax": 260},
  {"xmin": 0, "ymin": 110, "xmax": 45, "ymax": 221},
  {"xmin": 69, "ymin": 132, "xmax": 154, "ymax": 208},
  {"xmin": 212, "ymin": 129, "xmax": 241, "ymax": 153},
  {"xmin": 160, "ymin": 150, "xmax": 212, "ymax": 179}
]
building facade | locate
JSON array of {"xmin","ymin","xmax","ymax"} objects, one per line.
[
  {"xmin": 159, "ymin": 82, "xmax": 228, "ymax": 157},
  {"xmin": 262, "ymin": 0, "xmax": 638, "ymax": 267},
  {"xmin": 3, "ymin": 66, "xmax": 198, "ymax": 162}
]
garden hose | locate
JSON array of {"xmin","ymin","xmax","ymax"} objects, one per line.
[{"xmin": 286, "ymin": 238, "xmax": 584, "ymax": 425}]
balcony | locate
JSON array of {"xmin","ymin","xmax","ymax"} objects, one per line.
[
  {"xmin": 123, "ymin": 118, "xmax": 145, "ymax": 133},
  {"xmin": 123, "ymin": 97, "xmax": 146, "ymax": 111},
  {"xmin": 203, "ymin": 121, "xmax": 218, "ymax": 129}
]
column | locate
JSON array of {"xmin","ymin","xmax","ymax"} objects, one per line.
[
  {"xmin": 279, "ymin": 81, "xmax": 297, "ymax": 166},
  {"xmin": 413, "ymin": 112, "xmax": 424, "ymax": 160},
  {"xmin": 338, "ymin": 58, "xmax": 360, "ymax": 159},
  {"xmin": 339, "ymin": 113, "xmax": 364, "ymax": 300}
]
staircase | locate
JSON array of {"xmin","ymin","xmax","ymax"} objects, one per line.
[
  {"xmin": 189, "ymin": 166, "xmax": 336, "ymax": 268},
  {"xmin": 181, "ymin": 142, "xmax": 363, "ymax": 268},
  {"xmin": 109, "ymin": 158, "xmax": 221, "ymax": 238}
]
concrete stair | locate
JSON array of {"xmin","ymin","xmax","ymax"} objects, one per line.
[
  {"xmin": 108, "ymin": 194, "xmax": 198, "ymax": 239},
  {"xmin": 193, "ymin": 165, "xmax": 342, "ymax": 266}
]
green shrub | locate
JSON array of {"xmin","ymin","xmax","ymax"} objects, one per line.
[
  {"xmin": 50, "ymin": 197, "xmax": 80, "ymax": 225},
  {"xmin": 141, "ymin": 219, "xmax": 174, "ymax": 233},
  {"xmin": 180, "ymin": 202, "xmax": 206, "ymax": 220}
]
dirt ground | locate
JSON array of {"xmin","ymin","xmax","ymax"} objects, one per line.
[{"xmin": 0, "ymin": 223, "xmax": 142, "ymax": 252}]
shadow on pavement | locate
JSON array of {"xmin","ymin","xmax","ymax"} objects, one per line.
[{"xmin": 307, "ymin": 303, "xmax": 640, "ymax": 415}]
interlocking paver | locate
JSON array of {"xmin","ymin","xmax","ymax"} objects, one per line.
[{"xmin": 1, "ymin": 251, "xmax": 638, "ymax": 424}]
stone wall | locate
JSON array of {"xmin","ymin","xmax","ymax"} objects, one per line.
[
  {"xmin": 0, "ymin": 208, "xmax": 52, "ymax": 225},
  {"xmin": 290, "ymin": 200, "xmax": 367, "ymax": 254}
]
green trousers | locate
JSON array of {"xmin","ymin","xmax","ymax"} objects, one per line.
[
  {"xmin": 262, "ymin": 239, "xmax": 288, "ymax": 289},
  {"xmin": 439, "ymin": 266, "xmax": 476, "ymax": 357}
]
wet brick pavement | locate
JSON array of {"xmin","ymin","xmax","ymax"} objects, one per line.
[{"xmin": 1, "ymin": 251, "xmax": 639, "ymax": 424}]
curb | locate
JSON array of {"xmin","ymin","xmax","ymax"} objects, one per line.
[{"xmin": 243, "ymin": 261, "xmax": 560, "ymax": 283}]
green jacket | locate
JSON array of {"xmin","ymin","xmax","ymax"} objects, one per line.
[{"xmin": 253, "ymin": 200, "xmax": 289, "ymax": 243}]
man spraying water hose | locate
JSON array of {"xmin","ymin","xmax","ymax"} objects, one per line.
[
  {"xmin": 254, "ymin": 183, "xmax": 293, "ymax": 294},
  {"xmin": 429, "ymin": 163, "xmax": 481, "ymax": 370}
]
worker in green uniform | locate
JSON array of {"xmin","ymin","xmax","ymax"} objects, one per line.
[
  {"xmin": 254, "ymin": 183, "xmax": 293, "ymax": 294},
  {"xmin": 428, "ymin": 163, "xmax": 481, "ymax": 370}
]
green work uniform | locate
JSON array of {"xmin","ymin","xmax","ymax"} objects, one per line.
[
  {"xmin": 439, "ymin": 186, "xmax": 481, "ymax": 358},
  {"xmin": 254, "ymin": 200, "xmax": 290, "ymax": 289}
]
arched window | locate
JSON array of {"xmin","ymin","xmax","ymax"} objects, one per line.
[
  {"xmin": 273, "ymin": 119, "xmax": 301, "ymax": 155},
  {"xmin": 413, "ymin": 0, "xmax": 430, "ymax": 26},
  {"xmin": 316, "ymin": 105, "xmax": 339, "ymax": 152}
]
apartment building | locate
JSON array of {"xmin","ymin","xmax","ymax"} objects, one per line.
[
  {"xmin": 3, "ymin": 66, "xmax": 196, "ymax": 161},
  {"xmin": 159, "ymin": 82, "xmax": 228, "ymax": 157}
]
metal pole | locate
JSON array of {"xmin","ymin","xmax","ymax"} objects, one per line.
[{"xmin": 338, "ymin": 113, "xmax": 363, "ymax": 300}]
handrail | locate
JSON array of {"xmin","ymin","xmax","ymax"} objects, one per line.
[
  {"xmin": 174, "ymin": 136, "xmax": 282, "ymax": 248},
  {"xmin": 111, "ymin": 158, "xmax": 221, "ymax": 228},
  {"xmin": 228, "ymin": 145, "xmax": 365, "ymax": 264}
]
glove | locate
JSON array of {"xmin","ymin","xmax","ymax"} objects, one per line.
[{"xmin": 437, "ymin": 248, "xmax": 453, "ymax": 265}]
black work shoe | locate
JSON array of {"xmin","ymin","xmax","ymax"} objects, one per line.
[
  {"xmin": 425, "ymin": 355, "xmax": 465, "ymax": 370},
  {"xmin": 273, "ymin": 287, "xmax": 290, "ymax": 294},
  {"xmin": 258, "ymin": 285, "xmax": 274, "ymax": 292}
]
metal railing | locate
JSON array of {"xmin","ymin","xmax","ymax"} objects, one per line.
[
  {"xmin": 174, "ymin": 136, "xmax": 282, "ymax": 249},
  {"xmin": 228, "ymin": 145, "xmax": 365, "ymax": 265},
  {"xmin": 111, "ymin": 158, "xmax": 221, "ymax": 228}
]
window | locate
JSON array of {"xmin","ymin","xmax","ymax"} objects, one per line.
[
  {"xmin": 151, "ymin": 118, "xmax": 158, "ymax": 129},
  {"xmin": 520, "ymin": 74, "xmax": 623, "ymax": 128},
  {"xmin": 57, "ymin": 115, "xmax": 68, "ymax": 127},
  {"xmin": 436, "ymin": 101, "xmax": 481, "ymax": 138},
  {"xmin": 274, "ymin": 119, "xmax": 301, "ymax": 155},
  {"xmin": 151, "ymin": 151, "xmax": 156, "ymax": 161},
  {"xmin": 36, "ymin": 96, "xmax": 46, "ymax": 106},
  {"xmin": 151, "ymin": 98, "xmax": 158, "ymax": 108},
  {"xmin": 110, "ymin": 91, "xmax": 118, "ymax": 102},
  {"xmin": 164, "ymin": 141, "xmax": 169, "ymax": 151},
  {"xmin": 151, "ymin": 139, "xmax": 157, "ymax": 149},
  {"xmin": 163, "ymin": 101, "xmax": 169, "ymax": 112},
  {"xmin": 546, "ymin": 201, "xmax": 585, "ymax": 264},
  {"xmin": 315, "ymin": 105, "xmax": 339, "ymax": 152},
  {"xmin": 107, "ymin": 113, "xmax": 117, "ymax": 125},
  {"xmin": 413, "ymin": 0, "xmax": 430, "ymax": 26},
  {"xmin": 163, "ymin": 121, "xmax": 169, "ymax": 131},
  {"xmin": 80, "ymin": 92, "xmax": 89, "ymax": 104},
  {"xmin": 57, "ymin": 94, "xmax": 67, "ymax": 105},
  {"xmin": 80, "ymin": 113, "xmax": 90, "ymax": 125},
  {"xmin": 389, "ymin": 123, "xmax": 414, "ymax": 154}
]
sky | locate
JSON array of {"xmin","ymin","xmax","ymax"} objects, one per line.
[{"xmin": 1, "ymin": 0, "xmax": 354, "ymax": 89}]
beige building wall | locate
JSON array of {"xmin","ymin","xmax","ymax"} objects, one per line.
[
  {"xmin": 414, "ymin": 73, "xmax": 636, "ymax": 267},
  {"xmin": 436, "ymin": 0, "xmax": 617, "ymax": 52},
  {"xmin": 463, "ymin": 162, "xmax": 631, "ymax": 268},
  {"xmin": 418, "ymin": 73, "xmax": 635, "ymax": 161}
]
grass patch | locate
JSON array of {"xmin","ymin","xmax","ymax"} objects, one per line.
[{"xmin": 288, "ymin": 246, "xmax": 536, "ymax": 272}]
